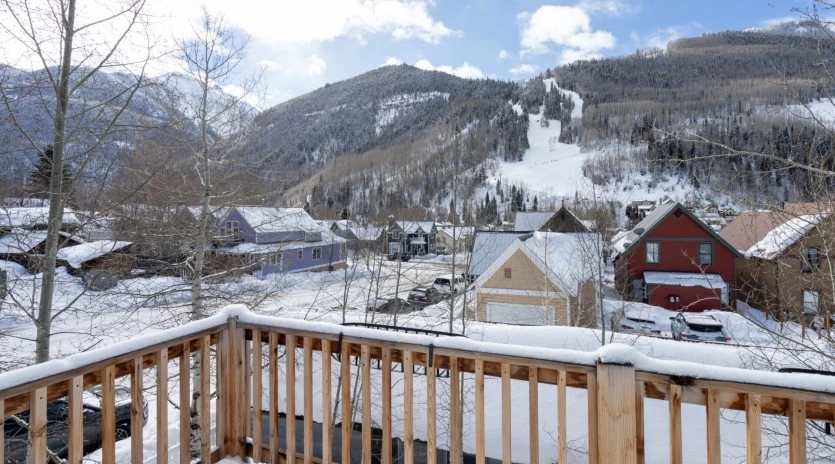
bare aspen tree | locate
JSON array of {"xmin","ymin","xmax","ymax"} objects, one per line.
[{"xmin": 0, "ymin": 0, "xmax": 151, "ymax": 363}]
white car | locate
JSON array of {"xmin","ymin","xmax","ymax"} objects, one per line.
[
  {"xmin": 617, "ymin": 310, "xmax": 661, "ymax": 335},
  {"xmin": 670, "ymin": 313, "xmax": 732, "ymax": 343},
  {"xmin": 433, "ymin": 275, "xmax": 467, "ymax": 294}
]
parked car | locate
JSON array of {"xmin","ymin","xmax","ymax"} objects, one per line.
[
  {"xmin": 366, "ymin": 298, "xmax": 414, "ymax": 313},
  {"xmin": 433, "ymin": 275, "xmax": 467, "ymax": 294},
  {"xmin": 387, "ymin": 252, "xmax": 412, "ymax": 262},
  {"xmin": 407, "ymin": 286, "xmax": 443, "ymax": 306},
  {"xmin": 617, "ymin": 309, "xmax": 661, "ymax": 335},
  {"xmin": 4, "ymin": 387, "xmax": 147, "ymax": 462},
  {"xmin": 670, "ymin": 313, "xmax": 732, "ymax": 343}
]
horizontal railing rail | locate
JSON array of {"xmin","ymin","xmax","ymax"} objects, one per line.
[{"xmin": 1, "ymin": 305, "xmax": 835, "ymax": 464}]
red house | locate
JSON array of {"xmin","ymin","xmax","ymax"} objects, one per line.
[{"xmin": 611, "ymin": 202, "xmax": 741, "ymax": 312}]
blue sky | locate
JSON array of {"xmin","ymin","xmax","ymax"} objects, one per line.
[{"xmin": 227, "ymin": 0, "xmax": 814, "ymax": 105}]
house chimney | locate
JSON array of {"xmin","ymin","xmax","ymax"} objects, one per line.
[{"xmin": 387, "ymin": 215, "xmax": 396, "ymax": 227}]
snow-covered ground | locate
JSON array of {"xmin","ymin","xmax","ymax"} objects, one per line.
[{"xmin": 3, "ymin": 257, "xmax": 834, "ymax": 462}]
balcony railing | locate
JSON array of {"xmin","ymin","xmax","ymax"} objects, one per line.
[{"xmin": 2, "ymin": 306, "xmax": 835, "ymax": 463}]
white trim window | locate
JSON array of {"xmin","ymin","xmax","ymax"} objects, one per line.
[
  {"xmin": 225, "ymin": 220, "xmax": 240, "ymax": 238},
  {"xmin": 267, "ymin": 252, "xmax": 282, "ymax": 267},
  {"xmin": 313, "ymin": 247, "xmax": 322, "ymax": 260},
  {"xmin": 698, "ymin": 242, "xmax": 713, "ymax": 266},
  {"xmin": 802, "ymin": 247, "xmax": 820, "ymax": 273},
  {"xmin": 646, "ymin": 242, "xmax": 660, "ymax": 264},
  {"xmin": 803, "ymin": 290, "xmax": 820, "ymax": 314}
]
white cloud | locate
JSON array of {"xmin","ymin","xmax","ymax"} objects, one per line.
[
  {"xmin": 414, "ymin": 59, "xmax": 484, "ymax": 79},
  {"xmin": 518, "ymin": 5, "xmax": 615, "ymax": 63},
  {"xmin": 498, "ymin": 49, "xmax": 511, "ymax": 60},
  {"xmin": 508, "ymin": 64, "xmax": 537, "ymax": 75},
  {"xmin": 305, "ymin": 55, "xmax": 328, "ymax": 76},
  {"xmin": 577, "ymin": 0, "xmax": 633, "ymax": 16},
  {"xmin": 636, "ymin": 22, "xmax": 702, "ymax": 50},
  {"xmin": 178, "ymin": 0, "xmax": 460, "ymax": 45},
  {"xmin": 382, "ymin": 56, "xmax": 405, "ymax": 66},
  {"xmin": 258, "ymin": 59, "xmax": 281, "ymax": 71}
]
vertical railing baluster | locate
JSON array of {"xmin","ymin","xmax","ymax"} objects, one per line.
[
  {"xmin": 131, "ymin": 358, "xmax": 145, "ymax": 463},
  {"xmin": 706, "ymin": 388, "xmax": 720, "ymax": 464},
  {"xmin": 245, "ymin": 332, "xmax": 252, "ymax": 442},
  {"xmin": 180, "ymin": 342, "xmax": 191, "ymax": 464},
  {"xmin": 528, "ymin": 367, "xmax": 539, "ymax": 464},
  {"xmin": 595, "ymin": 363, "xmax": 637, "ymax": 464},
  {"xmin": 217, "ymin": 329, "xmax": 226, "ymax": 447},
  {"xmin": 668, "ymin": 384, "xmax": 682, "ymax": 464},
  {"xmin": 200, "ymin": 335, "xmax": 211, "ymax": 463},
  {"xmin": 322, "ymin": 339, "xmax": 333, "ymax": 464},
  {"xmin": 269, "ymin": 332, "xmax": 279, "ymax": 464},
  {"xmin": 501, "ymin": 363, "xmax": 511, "ymax": 464},
  {"xmin": 586, "ymin": 372, "xmax": 598, "ymax": 464},
  {"xmin": 304, "ymin": 337, "xmax": 314, "ymax": 464},
  {"xmin": 450, "ymin": 356, "xmax": 461, "ymax": 464},
  {"xmin": 286, "ymin": 334, "xmax": 297, "ymax": 463},
  {"xmin": 362, "ymin": 345, "xmax": 372, "ymax": 464},
  {"xmin": 635, "ymin": 380, "xmax": 645, "ymax": 464},
  {"xmin": 746, "ymin": 394, "xmax": 761, "ymax": 464},
  {"xmin": 253, "ymin": 329, "xmax": 263, "ymax": 462},
  {"xmin": 0, "ymin": 399, "xmax": 4, "ymax": 464},
  {"xmin": 427, "ymin": 352, "xmax": 436, "ymax": 464},
  {"xmin": 30, "ymin": 386, "xmax": 47, "ymax": 464},
  {"xmin": 789, "ymin": 399, "xmax": 807, "ymax": 464},
  {"xmin": 68, "ymin": 375, "xmax": 83, "ymax": 464},
  {"xmin": 557, "ymin": 370, "xmax": 567, "ymax": 464},
  {"xmin": 157, "ymin": 349, "xmax": 169, "ymax": 464},
  {"xmin": 382, "ymin": 347, "xmax": 393, "ymax": 464},
  {"xmin": 341, "ymin": 341, "xmax": 351, "ymax": 464},
  {"xmin": 102, "ymin": 365, "xmax": 116, "ymax": 463},
  {"xmin": 404, "ymin": 351, "xmax": 414, "ymax": 464},
  {"xmin": 475, "ymin": 359, "xmax": 485, "ymax": 464}
]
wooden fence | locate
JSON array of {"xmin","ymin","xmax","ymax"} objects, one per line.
[{"xmin": 1, "ymin": 308, "xmax": 835, "ymax": 463}]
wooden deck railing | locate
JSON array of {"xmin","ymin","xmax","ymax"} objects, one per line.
[{"xmin": 2, "ymin": 306, "xmax": 835, "ymax": 463}]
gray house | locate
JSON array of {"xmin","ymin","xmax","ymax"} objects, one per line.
[
  {"xmin": 216, "ymin": 207, "xmax": 346, "ymax": 275},
  {"xmin": 385, "ymin": 218, "xmax": 437, "ymax": 255}
]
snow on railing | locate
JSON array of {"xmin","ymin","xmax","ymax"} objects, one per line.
[{"xmin": 2, "ymin": 306, "xmax": 835, "ymax": 463}]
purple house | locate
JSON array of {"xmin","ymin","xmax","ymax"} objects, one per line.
[{"xmin": 216, "ymin": 207, "xmax": 346, "ymax": 275}]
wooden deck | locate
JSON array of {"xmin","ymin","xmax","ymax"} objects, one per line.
[{"xmin": 1, "ymin": 308, "xmax": 834, "ymax": 463}]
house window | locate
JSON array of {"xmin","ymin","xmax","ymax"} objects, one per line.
[
  {"xmin": 646, "ymin": 242, "xmax": 660, "ymax": 264},
  {"xmin": 803, "ymin": 290, "xmax": 820, "ymax": 315},
  {"xmin": 297, "ymin": 250, "xmax": 304, "ymax": 260},
  {"xmin": 225, "ymin": 221, "xmax": 239, "ymax": 238},
  {"xmin": 698, "ymin": 243, "xmax": 713, "ymax": 266},
  {"xmin": 313, "ymin": 247, "xmax": 322, "ymax": 260},
  {"xmin": 802, "ymin": 247, "xmax": 820, "ymax": 273},
  {"xmin": 504, "ymin": 268, "xmax": 512, "ymax": 279},
  {"xmin": 632, "ymin": 279, "xmax": 646, "ymax": 300},
  {"xmin": 267, "ymin": 253, "xmax": 281, "ymax": 266}
]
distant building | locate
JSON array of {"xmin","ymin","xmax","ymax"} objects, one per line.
[
  {"xmin": 467, "ymin": 230, "xmax": 532, "ymax": 281},
  {"xmin": 612, "ymin": 203, "xmax": 740, "ymax": 312},
  {"xmin": 384, "ymin": 218, "xmax": 436, "ymax": 255},
  {"xmin": 216, "ymin": 207, "xmax": 346, "ymax": 275},
  {"xmin": 514, "ymin": 204, "xmax": 591, "ymax": 233},
  {"xmin": 435, "ymin": 226, "xmax": 475, "ymax": 253}
]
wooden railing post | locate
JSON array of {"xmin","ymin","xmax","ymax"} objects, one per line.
[
  {"xmin": 220, "ymin": 318, "xmax": 246, "ymax": 458},
  {"xmin": 595, "ymin": 361, "xmax": 637, "ymax": 464}
]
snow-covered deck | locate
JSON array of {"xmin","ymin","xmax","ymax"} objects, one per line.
[{"xmin": 2, "ymin": 305, "xmax": 834, "ymax": 464}]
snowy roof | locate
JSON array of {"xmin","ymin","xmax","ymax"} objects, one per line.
[
  {"xmin": 395, "ymin": 221, "xmax": 435, "ymax": 234},
  {"xmin": 180, "ymin": 205, "xmax": 230, "ymax": 222},
  {"xmin": 718, "ymin": 210, "xmax": 785, "ymax": 252},
  {"xmin": 468, "ymin": 231, "xmax": 531, "ymax": 277},
  {"xmin": 351, "ymin": 226, "xmax": 383, "ymax": 241},
  {"xmin": 218, "ymin": 229, "xmax": 345, "ymax": 255},
  {"xmin": 520, "ymin": 232, "xmax": 603, "ymax": 295},
  {"xmin": 331, "ymin": 220, "xmax": 359, "ymax": 231},
  {"xmin": 233, "ymin": 207, "xmax": 321, "ymax": 234},
  {"xmin": 643, "ymin": 271, "xmax": 727, "ymax": 290},
  {"xmin": 437, "ymin": 226, "xmax": 475, "ymax": 240},
  {"xmin": 744, "ymin": 214, "xmax": 828, "ymax": 260},
  {"xmin": 0, "ymin": 207, "xmax": 80, "ymax": 229},
  {"xmin": 0, "ymin": 230, "xmax": 83, "ymax": 254},
  {"xmin": 56, "ymin": 240, "xmax": 133, "ymax": 269},
  {"xmin": 514, "ymin": 212, "xmax": 553, "ymax": 231}
]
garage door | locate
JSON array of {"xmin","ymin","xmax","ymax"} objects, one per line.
[{"xmin": 486, "ymin": 303, "xmax": 555, "ymax": 325}]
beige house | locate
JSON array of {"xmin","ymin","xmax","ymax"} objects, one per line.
[
  {"xmin": 474, "ymin": 231, "xmax": 600, "ymax": 327},
  {"xmin": 435, "ymin": 226, "xmax": 474, "ymax": 253}
]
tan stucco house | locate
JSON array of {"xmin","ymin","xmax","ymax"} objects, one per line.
[{"xmin": 474, "ymin": 231, "xmax": 601, "ymax": 327}]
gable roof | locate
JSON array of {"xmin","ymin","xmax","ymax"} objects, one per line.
[
  {"xmin": 468, "ymin": 230, "xmax": 531, "ymax": 277},
  {"xmin": 231, "ymin": 207, "xmax": 321, "ymax": 234},
  {"xmin": 394, "ymin": 221, "xmax": 435, "ymax": 234},
  {"xmin": 718, "ymin": 210, "xmax": 785, "ymax": 253},
  {"xmin": 744, "ymin": 214, "xmax": 829, "ymax": 260},
  {"xmin": 612, "ymin": 202, "xmax": 742, "ymax": 258},
  {"xmin": 475, "ymin": 231, "xmax": 602, "ymax": 296},
  {"xmin": 514, "ymin": 212, "xmax": 553, "ymax": 231},
  {"xmin": 0, "ymin": 230, "xmax": 83, "ymax": 255},
  {"xmin": 0, "ymin": 207, "xmax": 80, "ymax": 229},
  {"xmin": 437, "ymin": 226, "xmax": 475, "ymax": 240},
  {"xmin": 56, "ymin": 240, "xmax": 133, "ymax": 269}
]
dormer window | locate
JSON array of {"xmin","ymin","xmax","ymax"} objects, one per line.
[{"xmin": 225, "ymin": 221, "xmax": 239, "ymax": 239}]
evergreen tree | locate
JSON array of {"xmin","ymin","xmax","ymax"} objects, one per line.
[{"xmin": 28, "ymin": 145, "xmax": 71, "ymax": 200}]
